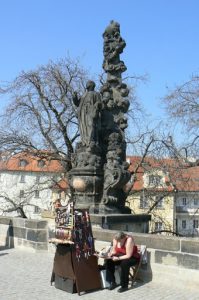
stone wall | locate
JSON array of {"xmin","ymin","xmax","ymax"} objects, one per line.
[
  {"xmin": 93, "ymin": 228, "xmax": 199, "ymax": 290},
  {"xmin": 0, "ymin": 216, "xmax": 48, "ymax": 251},
  {"xmin": 0, "ymin": 216, "xmax": 199, "ymax": 275},
  {"xmin": 93, "ymin": 228, "xmax": 199, "ymax": 270},
  {"xmin": 90, "ymin": 213, "xmax": 151, "ymax": 232}
]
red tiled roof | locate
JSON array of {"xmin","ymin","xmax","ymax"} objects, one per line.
[
  {"xmin": 127, "ymin": 156, "xmax": 199, "ymax": 192},
  {"xmin": 1, "ymin": 152, "xmax": 198, "ymax": 192},
  {"xmin": 0, "ymin": 152, "xmax": 64, "ymax": 173}
]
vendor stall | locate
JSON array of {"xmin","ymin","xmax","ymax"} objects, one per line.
[{"xmin": 50, "ymin": 203, "xmax": 101, "ymax": 295}]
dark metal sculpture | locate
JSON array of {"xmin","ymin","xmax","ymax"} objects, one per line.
[
  {"xmin": 73, "ymin": 80, "xmax": 102, "ymax": 150},
  {"xmin": 70, "ymin": 21, "xmax": 131, "ymax": 214}
]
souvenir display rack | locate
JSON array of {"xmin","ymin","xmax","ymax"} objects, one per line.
[{"xmin": 50, "ymin": 202, "xmax": 101, "ymax": 294}]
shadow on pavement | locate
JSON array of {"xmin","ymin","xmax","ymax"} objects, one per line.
[
  {"xmin": 0, "ymin": 252, "xmax": 9, "ymax": 257},
  {"xmin": 0, "ymin": 219, "xmax": 14, "ymax": 251},
  {"xmin": 129, "ymin": 251, "xmax": 153, "ymax": 290}
]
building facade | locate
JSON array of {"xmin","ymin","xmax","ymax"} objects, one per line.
[
  {"xmin": 175, "ymin": 191, "xmax": 199, "ymax": 236},
  {"xmin": 0, "ymin": 152, "xmax": 64, "ymax": 219},
  {"xmin": 127, "ymin": 156, "xmax": 199, "ymax": 237}
]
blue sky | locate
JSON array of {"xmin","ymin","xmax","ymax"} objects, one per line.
[{"xmin": 0, "ymin": 0, "xmax": 199, "ymax": 124}]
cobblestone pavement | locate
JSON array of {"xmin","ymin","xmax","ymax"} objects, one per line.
[{"xmin": 0, "ymin": 248, "xmax": 198, "ymax": 300}]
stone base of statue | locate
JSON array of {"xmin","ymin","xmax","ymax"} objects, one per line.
[
  {"xmin": 97, "ymin": 203, "xmax": 131, "ymax": 214},
  {"xmin": 90, "ymin": 213, "xmax": 151, "ymax": 233},
  {"xmin": 69, "ymin": 167, "xmax": 103, "ymax": 211}
]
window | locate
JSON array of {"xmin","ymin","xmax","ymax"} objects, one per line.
[
  {"xmin": 20, "ymin": 174, "xmax": 26, "ymax": 183},
  {"xmin": 194, "ymin": 199, "xmax": 199, "ymax": 206},
  {"xmin": 35, "ymin": 190, "xmax": 40, "ymax": 198},
  {"xmin": 19, "ymin": 190, "xmax": 24, "ymax": 198},
  {"xmin": 38, "ymin": 160, "xmax": 45, "ymax": 168},
  {"xmin": 36, "ymin": 175, "xmax": 40, "ymax": 183},
  {"xmin": 182, "ymin": 220, "xmax": 186, "ymax": 229},
  {"xmin": 155, "ymin": 222, "xmax": 163, "ymax": 231},
  {"xmin": 34, "ymin": 206, "xmax": 41, "ymax": 214},
  {"xmin": 140, "ymin": 195, "xmax": 148, "ymax": 208},
  {"xmin": 156, "ymin": 196, "xmax": 164, "ymax": 208},
  {"xmin": 193, "ymin": 220, "xmax": 199, "ymax": 229},
  {"xmin": 19, "ymin": 159, "xmax": 28, "ymax": 167},
  {"xmin": 182, "ymin": 198, "xmax": 187, "ymax": 206},
  {"xmin": 149, "ymin": 175, "xmax": 161, "ymax": 186}
]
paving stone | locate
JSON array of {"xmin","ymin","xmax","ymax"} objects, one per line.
[{"xmin": 0, "ymin": 248, "xmax": 198, "ymax": 300}]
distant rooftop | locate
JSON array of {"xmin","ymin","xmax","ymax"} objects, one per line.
[{"xmin": 0, "ymin": 151, "xmax": 64, "ymax": 173}]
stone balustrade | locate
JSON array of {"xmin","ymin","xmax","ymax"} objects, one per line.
[
  {"xmin": 0, "ymin": 216, "xmax": 48, "ymax": 251},
  {"xmin": 0, "ymin": 216, "xmax": 198, "ymax": 289}
]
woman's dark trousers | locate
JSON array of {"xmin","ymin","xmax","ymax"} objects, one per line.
[{"xmin": 106, "ymin": 257, "xmax": 138, "ymax": 288}]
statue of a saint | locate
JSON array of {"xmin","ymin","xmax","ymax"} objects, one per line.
[{"xmin": 73, "ymin": 80, "xmax": 101, "ymax": 149}]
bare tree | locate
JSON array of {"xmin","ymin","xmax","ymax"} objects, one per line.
[
  {"xmin": 163, "ymin": 75, "xmax": 199, "ymax": 166},
  {"xmin": 164, "ymin": 75, "xmax": 199, "ymax": 132},
  {"xmin": 0, "ymin": 55, "xmax": 149, "ymax": 217},
  {"xmin": 0, "ymin": 160, "xmax": 63, "ymax": 218},
  {"xmin": 1, "ymin": 54, "xmax": 198, "ymax": 221},
  {"xmin": 0, "ymin": 56, "xmax": 91, "ymax": 170},
  {"xmin": 125, "ymin": 126, "xmax": 199, "ymax": 236},
  {"xmin": 0, "ymin": 56, "xmax": 92, "ymax": 217}
]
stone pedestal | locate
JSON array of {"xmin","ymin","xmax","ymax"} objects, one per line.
[
  {"xmin": 90, "ymin": 214, "xmax": 151, "ymax": 233},
  {"xmin": 69, "ymin": 167, "xmax": 103, "ymax": 211}
]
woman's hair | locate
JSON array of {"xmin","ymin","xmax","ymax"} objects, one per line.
[{"xmin": 114, "ymin": 231, "xmax": 126, "ymax": 241}]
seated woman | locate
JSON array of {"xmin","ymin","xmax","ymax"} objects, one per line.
[{"xmin": 105, "ymin": 231, "xmax": 140, "ymax": 293}]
